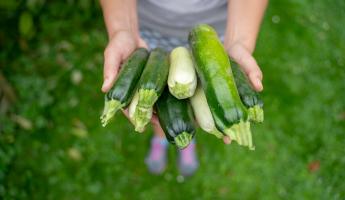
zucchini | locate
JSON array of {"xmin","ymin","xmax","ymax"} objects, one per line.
[
  {"xmin": 128, "ymin": 91, "xmax": 152, "ymax": 126},
  {"xmin": 100, "ymin": 48, "xmax": 149, "ymax": 127},
  {"xmin": 189, "ymin": 24, "xmax": 254, "ymax": 150},
  {"xmin": 231, "ymin": 62, "xmax": 264, "ymax": 123},
  {"xmin": 168, "ymin": 47, "xmax": 197, "ymax": 99},
  {"xmin": 156, "ymin": 88, "xmax": 196, "ymax": 149},
  {"xmin": 190, "ymin": 85, "xmax": 223, "ymax": 139},
  {"xmin": 132, "ymin": 48, "xmax": 169, "ymax": 132}
]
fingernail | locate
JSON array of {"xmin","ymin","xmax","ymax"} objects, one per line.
[
  {"xmin": 223, "ymin": 136, "xmax": 232, "ymax": 144},
  {"xmin": 256, "ymin": 78, "xmax": 263, "ymax": 91},
  {"xmin": 101, "ymin": 79, "xmax": 110, "ymax": 91}
]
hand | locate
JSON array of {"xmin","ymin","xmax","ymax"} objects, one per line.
[
  {"xmin": 223, "ymin": 42, "xmax": 262, "ymax": 145},
  {"xmin": 227, "ymin": 42, "xmax": 263, "ymax": 92},
  {"xmin": 223, "ymin": 136, "xmax": 231, "ymax": 145},
  {"xmin": 122, "ymin": 108, "xmax": 161, "ymax": 131},
  {"xmin": 101, "ymin": 30, "xmax": 147, "ymax": 92},
  {"xmin": 101, "ymin": 31, "xmax": 159, "ymax": 130}
]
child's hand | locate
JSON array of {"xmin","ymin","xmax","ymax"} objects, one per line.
[
  {"xmin": 101, "ymin": 30, "xmax": 147, "ymax": 92},
  {"xmin": 227, "ymin": 42, "xmax": 263, "ymax": 92}
]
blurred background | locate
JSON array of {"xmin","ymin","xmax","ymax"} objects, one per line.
[{"xmin": 1, "ymin": 0, "xmax": 345, "ymax": 199}]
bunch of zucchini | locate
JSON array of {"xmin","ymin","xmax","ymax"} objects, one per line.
[{"xmin": 100, "ymin": 24, "xmax": 264, "ymax": 150}]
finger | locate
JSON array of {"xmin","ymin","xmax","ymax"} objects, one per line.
[
  {"xmin": 122, "ymin": 109, "xmax": 130, "ymax": 119},
  {"xmin": 249, "ymin": 72, "xmax": 263, "ymax": 92},
  {"xmin": 151, "ymin": 119, "xmax": 165, "ymax": 137},
  {"xmin": 150, "ymin": 114, "xmax": 160, "ymax": 126},
  {"xmin": 230, "ymin": 46, "xmax": 263, "ymax": 92},
  {"xmin": 223, "ymin": 136, "xmax": 232, "ymax": 145},
  {"xmin": 102, "ymin": 45, "xmax": 122, "ymax": 93},
  {"xmin": 138, "ymin": 38, "xmax": 148, "ymax": 49}
]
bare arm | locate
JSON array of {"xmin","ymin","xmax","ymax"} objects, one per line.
[
  {"xmin": 100, "ymin": 0, "xmax": 147, "ymax": 92},
  {"xmin": 100, "ymin": 0, "xmax": 139, "ymax": 39},
  {"xmin": 224, "ymin": 0, "xmax": 268, "ymax": 91},
  {"xmin": 100, "ymin": 0, "xmax": 164, "ymax": 133}
]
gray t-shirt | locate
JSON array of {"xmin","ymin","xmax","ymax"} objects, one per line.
[{"xmin": 138, "ymin": 0, "xmax": 228, "ymax": 39}]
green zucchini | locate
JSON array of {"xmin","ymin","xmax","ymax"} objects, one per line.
[
  {"xmin": 189, "ymin": 24, "xmax": 254, "ymax": 150},
  {"xmin": 156, "ymin": 88, "xmax": 196, "ymax": 149},
  {"xmin": 100, "ymin": 48, "xmax": 149, "ymax": 127},
  {"xmin": 231, "ymin": 61, "xmax": 264, "ymax": 123},
  {"xmin": 132, "ymin": 48, "xmax": 169, "ymax": 132}
]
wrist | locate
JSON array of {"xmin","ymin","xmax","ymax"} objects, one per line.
[
  {"xmin": 224, "ymin": 38, "xmax": 255, "ymax": 55},
  {"xmin": 100, "ymin": 0, "xmax": 139, "ymax": 40},
  {"xmin": 106, "ymin": 29, "xmax": 146, "ymax": 49},
  {"xmin": 107, "ymin": 16, "xmax": 140, "ymax": 39},
  {"xmin": 108, "ymin": 28, "xmax": 142, "ymax": 44}
]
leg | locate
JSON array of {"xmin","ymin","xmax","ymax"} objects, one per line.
[
  {"xmin": 178, "ymin": 138, "xmax": 199, "ymax": 176},
  {"xmin": 152, "ymin": 120, "xmax": 165, "ymax": 138},
  {"xmin": 145, "ymin": 121, "xmax": 168, "ymax": 175}
]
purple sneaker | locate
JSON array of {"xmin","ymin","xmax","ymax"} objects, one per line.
[
  {"xmin": 145, "ymin": 136, "xmax": 168, "ymax": 175},
  {"xmin": 178, "ymin": 139, "xmax": 199, "ymax": 176}
]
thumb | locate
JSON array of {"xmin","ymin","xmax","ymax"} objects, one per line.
[
  {"xmin": 229, "ymin": 45, "xmax": 263, "ymax": 92},
  {"xmin": 138, "ymin": 38, "xmax": 148, "ymax": 49},
  {"xmin": 102, "ymin": 46, "xmax": 122, "ymax": 93}
]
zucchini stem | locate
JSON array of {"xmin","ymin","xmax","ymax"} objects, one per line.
[
  {"xmin": 100, "ymin": 99, "xmax": 124, "ymax": 127},
  {"xmin": 209, "ymin": 129, "xmax": 224, "ymax": 139},
  {"xmin": 169, "ymin": 82, "xmax": 196, "ymax": 99},
  {"xmin": 133, "ymin": 107, "xmax": 152, "ymax": 133},
  {"xmin": 174, "ymin": 132, "xmax": 193, "ymax": 149},
  {"xmin": 224, "ymin": 121, "xmax": 255, "ymax": 150},
  {"xmin": 248, "ymin": 105, "xmax": 264, "ymax": 123},
  {"xmin": 137, "ymin": 89, "xmax": 158, "ymax": 109},
  {"xmin": 132, "ymin": 89, "xmax": 157, "ymax": 132}
]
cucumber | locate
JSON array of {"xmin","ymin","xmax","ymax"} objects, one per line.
[
  {"xmin": 168, "ymin": 47, "xmax": 197, "ymax": 99},
  {"xmin": 132, "ymin": 48, "xmax": 169, "ymax": 132},
  {"xmin": 189, "ymin": 24, "xmax": 254, "ymax": 150},
  {"xmin": 100, "ymin": 48, "xmax": 149, "ymax": 127},
  {"xmin": 156, "ymin": 88, "xmax": 196, "ymax": 149},
  {"xmin": 231, "ymin": 61, "xmax": 264, "ymax": 123}
]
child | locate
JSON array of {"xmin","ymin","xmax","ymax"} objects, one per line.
[{"xmin": 100, "ymin": 0, "xmax": 267, "ymax": 176}]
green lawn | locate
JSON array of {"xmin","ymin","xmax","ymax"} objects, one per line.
[{"xmin": 1, "ymin": 1, "xmax": 345, "ymax": 199}]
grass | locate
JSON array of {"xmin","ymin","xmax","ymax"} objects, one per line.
[{"xmin": 1, "ymin": 0, "xmax": 345, "ymax": 199}]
